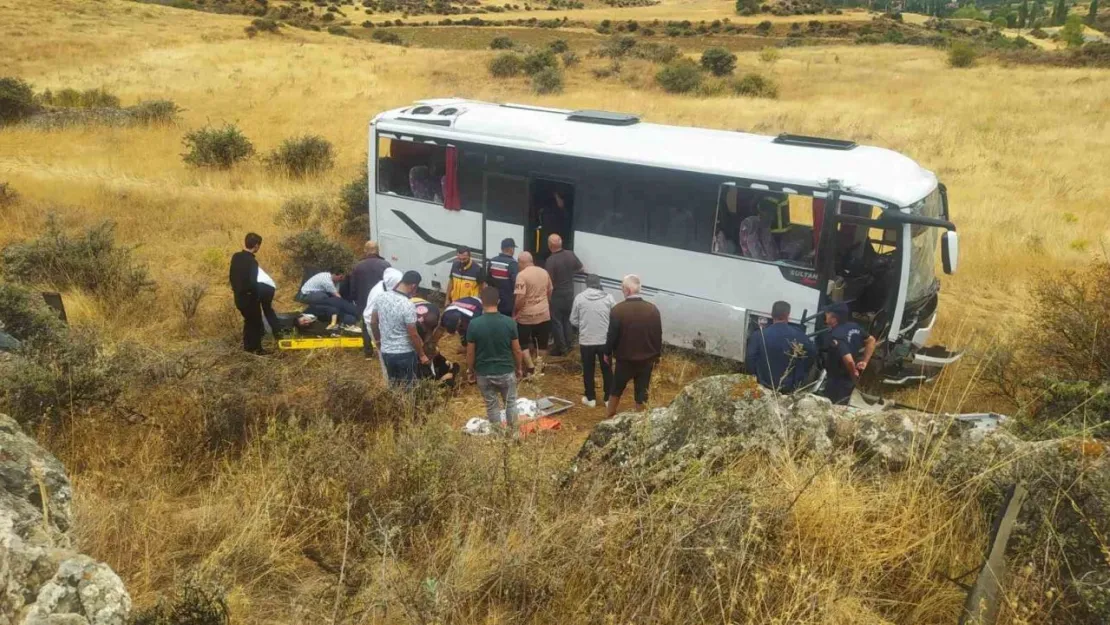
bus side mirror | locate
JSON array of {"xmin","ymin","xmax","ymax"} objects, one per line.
[{"xmin": 942, "ymin": 231, "xmax": 958, "ymax": 275}]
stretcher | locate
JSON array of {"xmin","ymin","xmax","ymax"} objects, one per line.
[
  {"xmin": 277, "ymin": 336, "xmax": 364, "ymax": 350},
  {"xmin": 535, "ymin": 396, "xmax": 574, "ymax": 417}
]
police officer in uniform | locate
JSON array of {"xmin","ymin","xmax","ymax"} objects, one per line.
[
  {"xmin": 485, "ymin": 238, "xmax": 519, "ymax": 317},
  {"xmin": 821, "ymin": 303, "xmax": 876, "ymax": 405},
  {"xmin": 746, "ymin": 301, "xmax": 816, "ymax": 393}
]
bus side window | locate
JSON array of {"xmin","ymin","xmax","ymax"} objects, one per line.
[
  {"xmin": 711, "ymin": 185, "xmax": 815, "ymax": 267},
  {"xmin": 376, "ymin": 137, "xmax": 457, "ymax": 206}
]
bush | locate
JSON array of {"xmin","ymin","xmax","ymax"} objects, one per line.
[
  {"xmin": 489, "ymin": 35, "xmax": 515, "ymax": 49},
  {"xmin": 129, "ymin": 581, "xmax": 230, "ymax": 625},
  {"xmin": 338, "ymin": 166, "xmax": 370, "ymax": 236},
  {"xmin": 548, "ymin": 38, "xmax": 569, "ymax": 53},
  {"xmin": 278, "ymin": 229, "xmax": 356, "ymax": 280},
  {"xmin": 0, "ymin": 283, "xmax": 65, "ymax": 348},
  {"xmin": 127, "ymin": 100, "xmax": 181, "ymax": 125},
  {"xmin": 756, "ymin": 20, "xmax": 773, "ymax": 33},
  {"xmin": 371, "ymin": 29, "xmax": 404, "ymax": 45},
  {"xmin": 265, "ymin": 135, "xmax": 335, "ymax": 178},
  {"xmin": 561, "ymin": 51, "xmax": 579, "ymax": 67},
  {"xmin": 759, "ymin": 46, "xmax": 780, "ymax": 64},
  {"xmin": 274, "ymin": 196, "xmax": 334, "ymax": 230},
  {"xmin": 655, "ymin": 59, "xmax": 703, "ymax": 93},
  {"xmin": 947, "ymin": 41, "xmax": 978, "ymax": 67},
  {"xmin": 0, "ymin": 77, "xmax": 38, "ymax": 125},
  {"xmin": 700, "ymin": 47, "xmax": 737, "ymax": 76},
  {"xmin": 182, "ymin": 124, "xmax": 255, "ymax": 169},
  {"xmin": 488, "ymin": 52, "xmax": 524, "ymax": 77},
  {"xmin": 328, "ymin": 25, "xmax": 352, "ymax": 36},
  {"xmin": 632, "ymin": 42, "xmax": 680, "ymax": 62},
  {"xmin": 38, "ymin": 87, "xmax": 120, "ymax": 109},
  {"xmin": 599, "ymin": 35, "xmax": 637, "ymax": 58},
  {"xmin": 1060, "ymin": 14, "xmax": 1085, "ymax": 47},
  {"xmin": 731, "ymin": 72, "xmax": 779, "ymax": 98},
  {"xmin": 0, "ymin": 329, "xmax": 133, "ymax": 428},
  {"xmin": 0, "ymin": 182, "xmax": 17, "ymax": 207},
  {"xmin": 176, "ymin": 282, "xmax": 207, "ymax": 325},
  {"xmin": 531, "ymin": 67, "xmax": 565, "ymax": 94},
  {"xmin": 522, "ymin": 49, "xmax": 558, "ymax": 75},
  {"xmin": 251, "ymin": 17, "xmax": 280, "ymax": 33},
  {"xmin": 1, "ymin": 218, "xmax": 155, "ymax": 297}
]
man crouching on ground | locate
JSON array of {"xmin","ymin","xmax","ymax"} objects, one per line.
[{"xmin": 467, "ymin": 286, "xmax": 524, "ymax": 431}]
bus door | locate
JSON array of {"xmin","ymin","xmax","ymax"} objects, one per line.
[
  {"xmin": 482, "ymin": 172, "xmax": 530, "ymax": 261},
  {"xmin": 529, "ymin": 177, "xmax": 575, "ymax": 264}
]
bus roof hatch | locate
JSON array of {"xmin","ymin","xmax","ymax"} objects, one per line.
[
  {"xmin": 773, "ymin": 133, "xmax": 857, "ymax": 150},
  {"xmin": 566, "ymin": 110, "xmax": 640, "ymax": 126}
]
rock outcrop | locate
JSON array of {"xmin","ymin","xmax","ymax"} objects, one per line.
[
  {"xmin": 578, "ymin": 374, "xmax": 1037, "ymax": 483},
  {"xmin": 0, "ymin": 415, "xmax": 130, "ymax": 625}
]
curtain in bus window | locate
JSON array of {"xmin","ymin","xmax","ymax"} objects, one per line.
[{"xmin": 443, "ymin": 146, "xmax": 460, "ymax": 211}]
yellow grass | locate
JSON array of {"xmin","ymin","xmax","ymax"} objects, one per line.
[{"xmin": 1, "ymin": 1, "xmax": 1108, "ymax": 621}]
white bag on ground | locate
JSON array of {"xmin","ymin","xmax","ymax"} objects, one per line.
[{"xmin": 463, "ymin": 417, "xmax": 491, "ymax": 436}]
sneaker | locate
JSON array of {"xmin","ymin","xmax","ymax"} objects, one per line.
[
  {"xmin": 581, "ymin": 397, "xmax": 596, "ymax": 408},
  {"xmin": 340, "ymin": 324, "xmax": 361, "ymax": 334}
]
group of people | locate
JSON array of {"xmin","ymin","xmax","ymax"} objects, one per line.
[
  {"xmin": 745, "ymin": 300, "xmax": 876, "ymax": 405},
  {"xmin": 229, "ymin": 230, "xmax": 875, "ymax": 431}
]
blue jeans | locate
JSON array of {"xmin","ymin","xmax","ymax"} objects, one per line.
[
  {"xmin": 477, "ymin": 372, "xmax": 518, "ymax": 428},
  {"xmin": 382, "ymin": 351, "xmax": 419, "ymax": 387}
]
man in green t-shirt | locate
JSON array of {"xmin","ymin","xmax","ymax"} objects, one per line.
[{"xmin": 466, "ymin": 286, "xmax": 524, "ymax": 429}]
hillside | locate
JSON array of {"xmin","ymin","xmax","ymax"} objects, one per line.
[{"xmin": 2, "ymin": 0, "xmax": 1110, "ymax": 623}]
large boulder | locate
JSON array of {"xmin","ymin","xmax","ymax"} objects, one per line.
[
  {"xmin": 577, "ymin": 374, "xmax": 1021, "ymax": 482},
  {"xmin": 0, "ymin": 414, "xmax": 130, "ymax": 625}
]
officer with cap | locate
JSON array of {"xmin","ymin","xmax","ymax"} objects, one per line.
[
  {"xmin": 820, "ymin": 302, "xmax": 876, "ymax": 405},
  {"xmin": 485, "ymin": 238, "xmax": 519, "ymax": 317}
]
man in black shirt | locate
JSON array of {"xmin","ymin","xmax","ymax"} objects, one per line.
[
  {"xmin": 229, "ymin": 232, "xmax": 266, "ymax": 354},
  {"xmin": 544, "ymin": 233, "xmax": 583, "ymax": 357}
]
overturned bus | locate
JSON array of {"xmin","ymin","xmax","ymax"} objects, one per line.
[{"xmin": 367, "ymin": 99, "xmax": 961, "ymax": 386}]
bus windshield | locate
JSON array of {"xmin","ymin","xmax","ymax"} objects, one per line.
[{"xmin": 906, "ymin": 187, "xmax": 942, "ymax": 304}]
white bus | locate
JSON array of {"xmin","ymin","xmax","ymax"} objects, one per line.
[{"xmin": 367, "ymin": 99, "xmax": 961, "ymax": 386}]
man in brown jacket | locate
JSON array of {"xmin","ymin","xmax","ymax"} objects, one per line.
[{"xmin": 606, "ymin": 274, "xmax": 663, "ymax": 417}]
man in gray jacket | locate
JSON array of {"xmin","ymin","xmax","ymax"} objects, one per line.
[{"xmin": 570, "ymin": 274, "xmax": 615, "ymax": 408}]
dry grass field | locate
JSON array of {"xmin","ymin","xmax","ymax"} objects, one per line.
[{"xmin": 2, "ymin": 0, "xmax": 1110, "ymax": 623}]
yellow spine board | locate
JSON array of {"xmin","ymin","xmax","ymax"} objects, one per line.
[{"xmin": 278, "ymin": 337, "xmax": 365, "ymax": 350}]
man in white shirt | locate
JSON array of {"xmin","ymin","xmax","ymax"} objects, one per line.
[
  {"xmin": 370, "ymin": 270, "xmax": 430, "ymax": 387},
  {"xmin": 256, "ymin": 265, "xmax": 283, "ymax": 339},
  {"xmin": 297, "ymin": 270, "xmax": 358, "ymax": 326},
  {"xmin": 363, "ymin": 268, "xmax": 403, "ymax": 364}
]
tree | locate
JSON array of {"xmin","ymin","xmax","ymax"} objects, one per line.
[
  {"xmin": 1018, "ymin": 0, "xmax": 1029, "ymax": 27},
  {"xmin": 1060, "ymin": 13, "xmax": 1086, "ymax": 45},
  {"xmin": 1051, "ymin": 0, "xmax": 1068, "ymax": 25},
  {"xmin": 1089, "ymin": 0, "xmax": 1100, "ymax": 25},
  {"xmin": 1031, "ymin": 0, "xmax": 1046, "ymax": 22}
]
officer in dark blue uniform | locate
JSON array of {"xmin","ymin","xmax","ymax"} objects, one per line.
[
  {"xmin": 746, "ymin": 301, "xmax": 816, "ymax": 393},
  {"xmin": 485, "ymin": 238, "xmax": 519, "ymax": 317},
  {"xmin": 820, "ymin": 303, "xmax": 876, "ymax": 405}
]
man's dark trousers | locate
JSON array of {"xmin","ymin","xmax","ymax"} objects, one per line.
[
  {"xmin": 235, "ymin": 292, "xmax": 264, "ymax": 353},
  {"xmin": 549, "ymin": 293, "xmax": 574, "ymax": 355},
  {"xmin": 580, "ymin": 344, "xmax": 612, "ymax": 403}
]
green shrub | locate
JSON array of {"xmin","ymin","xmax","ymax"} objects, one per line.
[
  {"xmin": 1, "ymin": 218, "xmax": 155, "ymax": 297},
  {"xmin": 948, "ymin": 41, "xmax": 978, "ymax": 67},
  {"xmin": 700, "ymin": 47, "xmax": 737, "ymax": 76},
  {"xmin": 756, "ymin": 20, "xmax": 773, "ymax": 33},
  {"xmin": 1060, "ymin": 14, "xmax": 1085, "ymax": 47},
  {"xmin": 632, "ymin": 42, "xmax": 680, "ymax": 62},
  {"xmin": 0, "ymin": 330, "xmax": 133, "ymax": 428},
  {"xmin": 562, "ymin": 50, "xmax": 580, "ymax": 67},
  {"xmin": 522, "ymin": 49, "xmax": 558, "ymax": 75},
  {"xmin": 38, "ymin": 87, "xmax": 120, "ymax": 109},
  {"xmin": 488, "ymin": 52, "xmax": 524, "ymax": 77},
  {"xmin": 265, "ymin": 135, "xmax": 335, "ymax": 178},
  {"xmin": 548, "ymin": 38, "xmax": 569, "ymax": 53},
  {"xmin": 328, "ymin": 25, "xmax": 352, "ymax": 36},
  {"xmin": 731, "ymin": 72, "xmax": 778, "ymax": 98},
  {"xmin": 655, "ymin": 58, "xmax": 703, "ymax": 93},
  {"xmin": 251, "ymin": 17, "xmax": 280, "ymax": 33},
  {"xmin": 371, "ymin": 29, "xmax": 404, "ymax": 45},
  {"xmin": 0, "ymin": 77, "xmax": 38, "ymax": 125},
  {"xmin": 127, "ymin": 100, "xmax": 181, "ymax": 125},
  {"xmin": 274, "ymin": 196, "xmax": 334, "ymax": 230},
  {"xmin": 279, "ymin": 229, "xmax": 356, "ymax": 280},
  {"xmin": 338, "ymin": 165, "xmax": 370, "ymax": 236},
  {"xmin": 129, "ymin": 581, "xmax": 230, "ymax": 625},
  {"xmin": 182, "ymin": 124, "xmax": 255, "ymax": 169},
  {"xmin": 531, "ymin": 67, "xmax": 565, "ymax": 94},
  {"xmin": 0, "ymin": 283, "xmax": 65, "ymax": 348},
  {"xmin": 599, "ymin": 35, "xmax": 638, "ymax": 58},
  {"xmin": 490, "ymin": 35, "xmax": 515, "ymax": 49},
  {"xmin": 759, "ymin": 46, "xmax": 780, "ymax": 64}
]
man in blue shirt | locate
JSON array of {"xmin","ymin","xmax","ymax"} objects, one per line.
[
  {"xmin": 746, "ymin": 301, "xmax": 816, "ymax": 393},
  {"xmin": 485, "ymin": 238, "xmax": 519, "ymax": 317},
  {"xmin": 820, "ymin": 303, "xmax": 876, "ymax": 405}
]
